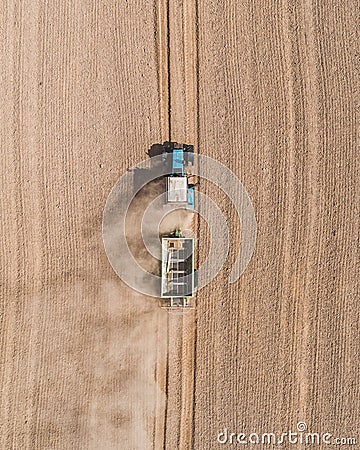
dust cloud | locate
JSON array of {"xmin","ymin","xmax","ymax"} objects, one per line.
[
  {"xmin": 95, "ymin": 172, "xmax": 194, "ymax": 450},
  {"xmin": 159, "ymin": 209, "xmax": 194, "ymax": 236},
  {"xmin": 88, "ymin": 280, "xmax": 166, "ymax": 450},
  {"xmin": 126, "ymin": 178, "xmax": 194, "ymax": 274},
  {"xmin": 92, "ymin": 177, "xmax": 194, "ymax": 449}
]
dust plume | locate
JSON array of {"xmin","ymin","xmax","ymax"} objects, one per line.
[
  {"xmin": 87, "ymin": 280, "xmax": 167, "ymax": 450},
  {"xmin": 126, "ymin": 178, "xmax": 194, "ymax": 274},
  {"xmin": 159, "ymin": 209, "xmax": 194, "ymax": 236}
]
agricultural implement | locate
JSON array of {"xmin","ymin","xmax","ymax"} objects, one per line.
[{"xmin": 147, "ymin": 142, "xmax": 197, "ymax": 309}]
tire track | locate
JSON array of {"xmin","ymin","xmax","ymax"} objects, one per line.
[
  {"xmin": 155, "ymin": 0, "xmax": 199, "ymax": 448},
  {"xmin": 154, "ymin": 2, "xmax": 171, "ymax": 448},
  {"xmin": 157, "ymin": 0, "xmax": 170, "ymax": 141}
]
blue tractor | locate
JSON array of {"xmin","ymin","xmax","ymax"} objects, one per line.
[
  {"xmin": 147, "ymin": 141, "xmax": 196, "ymax": 210},
  {"xmin": 166, "ymin": 147, "xmax": 195, "ymax": 210}
]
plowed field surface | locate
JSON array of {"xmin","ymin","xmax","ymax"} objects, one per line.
[{"xmin": 0, "ymin": 1, "xmax": 358, "ymax": 449}]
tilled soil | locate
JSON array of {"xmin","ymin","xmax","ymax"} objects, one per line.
[{"xmin": 0, "ymin": 1, "xmax": 358, "ymax": 449}]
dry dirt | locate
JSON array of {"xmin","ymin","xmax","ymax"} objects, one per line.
[{"xmin": 0, "ymin": 0, "xmax": 358, "ymax": 449}]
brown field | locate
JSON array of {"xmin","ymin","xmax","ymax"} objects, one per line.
[{"xmin": 0, "ymin": 0, "xmax": 358, "ymax": 449}]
